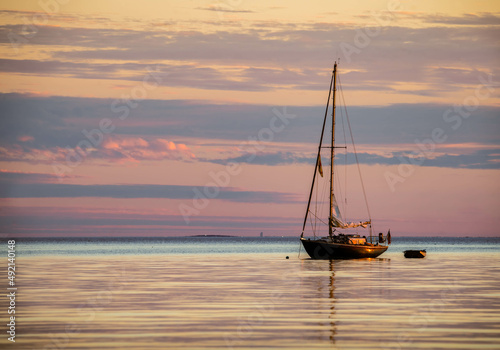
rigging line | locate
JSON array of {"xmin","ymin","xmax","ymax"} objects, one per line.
[
  {"xmin": 329, "ymin": 63, "xmax": 337, "ymax": 238},
  {"xmin": 308, "ymin": 210, "xmax": 329, "ymax": 227},
  {"xmin": 314, "ymin": 161, "xmax": 319, "ymax": 237},
  {"xmin": 345, "ymin": 153, "xmax": 347, "ymax": 219},
  {"xmin": 316, "ymin": 151, "xmax": 327, "ymax": 236},
  {"xmin": 322, "ymin": 163, "xmax": 330, "ymax": 224},
  {"xmin": 313, "ymin": 168, "xmax": 323, "ymax": 237},
  {"xmin": 333, "ymin": 91, "xmax": 346, "ymax": 222},
  {"xmin": 344, "ymin": 141, "xmax": 348, "ymax": 221},
  {"xmin": 309, "ymin": 216, "xmax": 313, "ymax": 233},
  {"xmin": 309, "ymin": 216, "xmax": 316, "ymax": 237},
  {"xmin": 337, "ymin": 109, "xmax": 347, "ymax": 221},
  {"xmin": 333, "ymin": 161, "xmax": 344, "ymax": 221},
  {"xmin": 301, "ymin": 66, "xmax": 335, "ymax": 236},
  {"xmin": 315, "ymin": 161, "xmax": 328, "ymax": 237},
  {"xmin": 339, "ymin": 84, "xmax": 348, "ymax": 221},
  {"xmin": 338, "ymin": 75, "xmax": 372, "ymax": 222}
]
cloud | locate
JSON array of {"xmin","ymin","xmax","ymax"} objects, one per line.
[
  {"xmin": 204, "ymin": 147, "xmax": 500, "ymax": 169},
  {"xmin": 0, "ymin": 182, "xmax": 298, "ymax": 203},
  {"xmin": 197, "ymin": 6, "xmax": 255, "ymax": 14},
  {"xmin": 0, "ymin": 58, "xmax": 315, "ymax": 92},
  {"xmin": 0, "ymin": 58, "xmax": 147, "ymax": 79},
  {"xmin": 97, "ymin": 136, "xmax": 196, "ymax": 162},
  {"xmin": 207, "ymin": 151, "xmax": 314, "ymax": 166},
  {"xmin": 0, "ymin": 206, "xmax": 300, "ymax": 236},
  {"xmin": 0, "ymin": 135, "xmax": 195, "ymax": 164},
  {"xmin": 0, "ymin": 94, "xmax": 498, "ymax": 168},
  {"xmin": 0, "ymin": 14, "xmax": 498, "ymax": 93},
  {"xmin": 353, "ymin": 149, "xmax": 500, "ymax": 169},
  {"xmin": 0, "ymin": 9, "xmax": 100, "ymax": 23},
  {"xmin": 0, "ymin": 169, "xmax": 81, "ymax": 183},
  {"xmin": 418, "ymin": 12, "xmax": 500, "ymax": 26}
]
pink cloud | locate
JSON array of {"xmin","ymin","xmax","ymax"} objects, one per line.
[
  {"xmin": 0, "ymin": 136, "xmax": 195, "ymax": 164},
  {"xmin": 100, "ymin": 136, "xmax": 195, "ymax": 162},
  {"xmin": 17, "ymin": 135, "xmax": 34, "ymax": 142}
]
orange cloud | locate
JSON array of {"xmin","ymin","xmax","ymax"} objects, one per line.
[
  {"xmin": 100, "ymin": 136, "xmax": 195, "ymax": 162},
  {"xmin": 17, "ymin": 135, "xmax": 34, "ymax": 142}
]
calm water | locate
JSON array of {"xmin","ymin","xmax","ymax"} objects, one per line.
[{"xmin": 1, "ymin": 237, "xmax": 500, "ymax": 349}]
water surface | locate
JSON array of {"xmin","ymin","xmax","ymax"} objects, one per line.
[{"xmin": 1, "ymin": 237, "xmax": 499, "ymax": 349}]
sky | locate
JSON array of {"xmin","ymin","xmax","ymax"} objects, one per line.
[{"xmin": 0, "ymin": 0, "xmax": 499, "ymax": 237}]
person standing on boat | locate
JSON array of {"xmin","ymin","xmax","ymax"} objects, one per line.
[{"xmin": 378, "ymin": 232, "xmax": 385, "ymax": 243}]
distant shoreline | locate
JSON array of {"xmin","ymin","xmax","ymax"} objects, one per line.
[{"xmin": 187, "ymin": 235, "xmax": 238, "ymax": 237}]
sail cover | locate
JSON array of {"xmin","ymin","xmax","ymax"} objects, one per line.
[
  {"xmin": 331, "ymin": 193, "xmax": 342, "ymax": 219},
  {"xmin": 318, "ymin": 154, "xmax": 324, "ymax": 177},
  {"xmin": 330, "ymin": 217, "xmax": 371, "ymax": 229},
  {"xmin": 330, "ymin": 194, "xmax": 370, "ymax": 228}
]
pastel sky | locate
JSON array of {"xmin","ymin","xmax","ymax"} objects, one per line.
[{"xmin": 0, "ymin": 0, "xmax": 499, "ymax": 237}]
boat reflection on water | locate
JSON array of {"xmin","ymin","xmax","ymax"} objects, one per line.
[
  {"xmin": 300, "ymin": 256, "xmax": 392, "ymax": 346},
  {"xmin": 327, "ymin": 260, "xmax": 336, "ymax": 345},
  {"xmin": 300, "ymin": 259, "xmax": 337, "ymax": 345},
  {"xmin": 13, "ymin": 249, "xmax": 500, "ymax": 349}
]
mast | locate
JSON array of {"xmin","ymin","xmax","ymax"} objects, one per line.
[
  {"xmin": 301, "ymin": 64, "xmax": 335, "ymax": 238},
  {"xmin": 329, "ymin": 63, "xmax": 337, "ymax": 238}
]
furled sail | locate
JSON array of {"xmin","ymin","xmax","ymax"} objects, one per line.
[
  {"xmin": 318, "ymin": 154, "xmax": 323, "ymax": 177},
  {"xmin": 332, "ymin": 193, "xmax": 342, "ymax": 219},
  {"xmin": 330, "ymin": 217, "xmax": 371, "ymax": 229},
  {"xmin": 330, "ymin": 193, "xmax": 370, "ymax": 228},
  {"xmin": 343, "ymin": 220, "xmax": 371, "ymax": 228}
]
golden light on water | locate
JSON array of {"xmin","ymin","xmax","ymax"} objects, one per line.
[{"xmin": 2, "ymin": 251, "xmax": 499, "ymax": 349}]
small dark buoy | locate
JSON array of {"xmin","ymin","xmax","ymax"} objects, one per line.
[{"xmin": 286, "ymin": 256, "xmax": 289, "ymax": 259}]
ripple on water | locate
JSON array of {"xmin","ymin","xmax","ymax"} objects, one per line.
[{"xmin": 2, "ymin": 249, "xmax": 500, "ymax": 349}]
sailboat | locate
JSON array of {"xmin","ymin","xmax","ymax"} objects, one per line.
[{"xmin": 300, "ymin": 62, "xmax": 390, "ymax": 259}]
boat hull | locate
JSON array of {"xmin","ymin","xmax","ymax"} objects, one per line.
[
  {"xmin": 301, "ymin": 238, "xmax": 388, "ymax": 259},
  {"xmin": 404, "ymin": 250, "xmax": 426, "ymax": 258}
]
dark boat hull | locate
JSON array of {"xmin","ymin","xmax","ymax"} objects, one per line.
[
  {"xmin": 301, "ymin": 238, "xmax": 388, "ymax": 259},
  {"xmin": 404, "ymin": 250, "xmax": 426, "ymax": 258}
]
